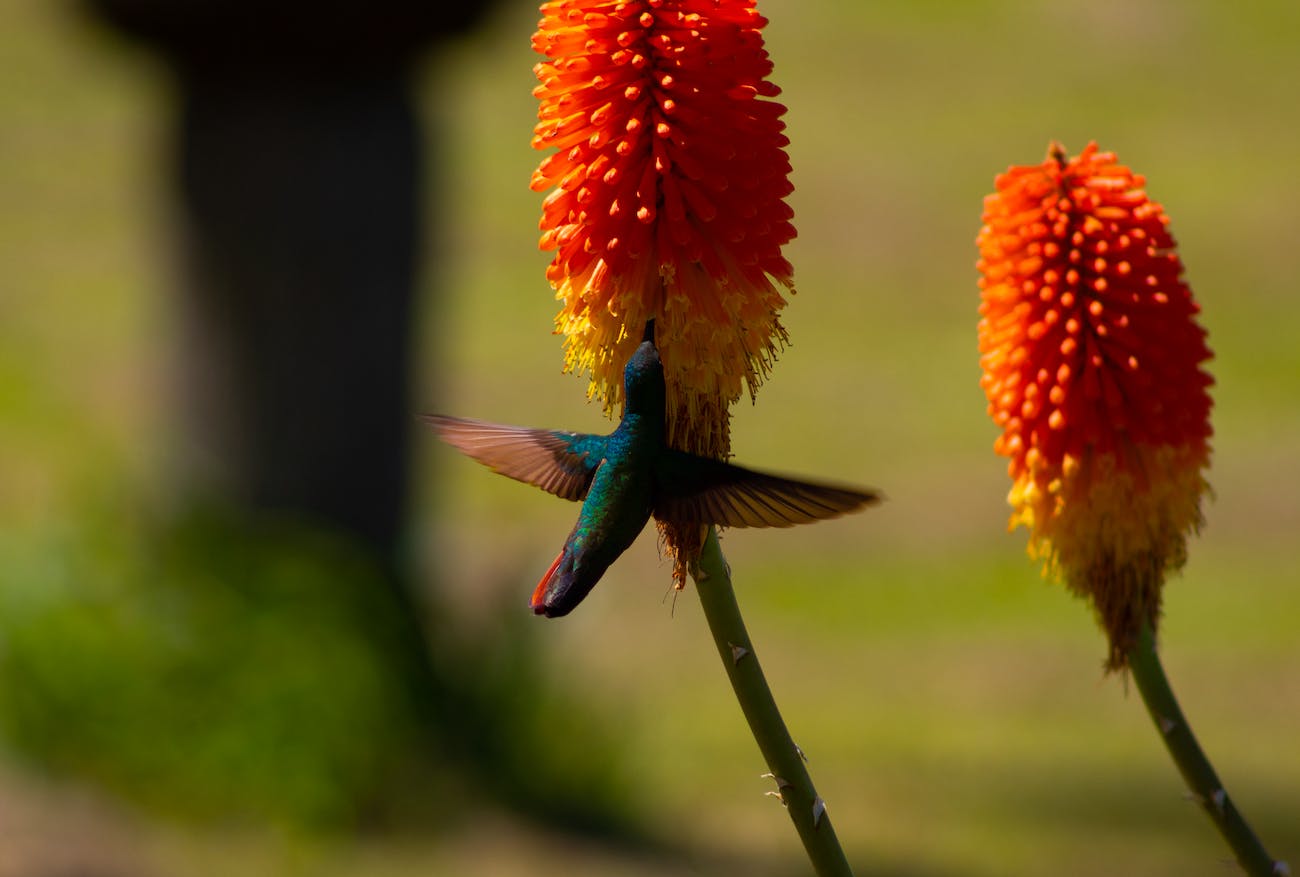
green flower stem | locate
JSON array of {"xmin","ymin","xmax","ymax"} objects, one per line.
[
  {"xmin": 692, "ymin": 526, "xmax": 855, "ymax": 877},
  {"xmin": 1128, "ymin": 622, "xmax": 1286, "ymax": 876}
]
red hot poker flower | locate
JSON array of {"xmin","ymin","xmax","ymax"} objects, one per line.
[
  {"xmin": 978, "ymin": 142, "xmax": 1214, "ymax": 669},
  {"xmin": 531, "ymin": 0, "xmax": 796, "ymax": 464},
  {"xmin": 532, "ymin": 0, "xmax": 798, "ymax": 582}
]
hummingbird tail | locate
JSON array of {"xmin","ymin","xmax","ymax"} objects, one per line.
[
  {"xmin": 530, "ymin": 545, "xmax": 608, "ymax": 618},
  {"xmin": 529, "ymin": 551, "xmax": 566, "ymax": 616}
]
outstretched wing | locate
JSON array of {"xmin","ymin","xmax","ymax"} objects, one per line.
[
  {"xmin": 653, "ymin": 450, "xmax": 880, "ymax": 528},
  {"xmin": 423, "ymin": 415, "xmax": 607, "ymax": 501}
]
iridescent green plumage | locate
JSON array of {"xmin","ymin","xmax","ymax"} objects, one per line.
[{"xmin": 426, "ymin": 338, "xmax": 877, "ymax": 617}]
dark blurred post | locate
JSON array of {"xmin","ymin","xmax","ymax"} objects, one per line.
[{"xmin": 83, "ymin": 2, "xmax": 497, "ymax": 725}]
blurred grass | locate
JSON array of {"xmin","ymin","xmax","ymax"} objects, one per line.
[
  {"xmin": 0, "ymin": 502, "xmax": 427, "ymax": 827},
  {"xmin": 3, "ymin": 0, "xmax": 1299, "ymax": 874}
]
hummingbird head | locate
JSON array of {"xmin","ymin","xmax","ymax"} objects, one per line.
[{"xmin": 623, "ymin": 338, "xmax": 666, "ymax": 414}]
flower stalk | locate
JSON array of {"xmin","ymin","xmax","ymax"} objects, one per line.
[
  {"xmin": 692, "ymin": 526, "xmax": 855, "ymax": 877},
  {"xmin": 1127, "ymin": 624, "xmax": 1287, "ymax": 876}
]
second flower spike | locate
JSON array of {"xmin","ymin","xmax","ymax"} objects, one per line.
[{"xmin": 977, "ymin": 141, "xmax": 1214, "ymax": 669}]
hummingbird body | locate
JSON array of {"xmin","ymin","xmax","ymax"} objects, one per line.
[
  {"xmin": 536, "ymin": 352, "xmax": 662, "ymax": 614},
  {"xmin": 426, "ymin": 336, "xmax": 877, "ymax": 617}
]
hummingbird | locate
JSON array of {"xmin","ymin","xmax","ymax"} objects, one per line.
[{"xmin": 425, "ymin": 325, "xmax": 878, "ymax": 618}]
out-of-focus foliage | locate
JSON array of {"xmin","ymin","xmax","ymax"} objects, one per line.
[
  {"xmin": 0, "ymin": 500, "xmax": 422, "ymax": 826},
  {"xmin": 0, "ymin": 491, "xmax": 641, "ymax": 834}
]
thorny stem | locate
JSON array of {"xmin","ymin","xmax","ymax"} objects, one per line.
[
  {"xmin": 692, "ymin": 527, "xmax": 855, "ymax": 877},
  {"xmin": 1128, "ymin": 622, "xmax": 1288, "ymax": 876}
]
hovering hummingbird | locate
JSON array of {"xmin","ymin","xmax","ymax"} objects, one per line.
[{"xmin": 425, "ymin": 326, "xmax": 878, "ymax": 618}]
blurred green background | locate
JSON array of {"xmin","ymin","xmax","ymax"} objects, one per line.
[{"xmin": 2, "ymin": 0, "xmax": 1298, "ymax": 875}]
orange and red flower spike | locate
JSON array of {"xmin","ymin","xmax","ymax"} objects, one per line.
[
  {"xmin": 531, "ymin": 0, "xmax": 795, "ymax": 460},
  {"xmin": 532, "ymin": 0, "xmax": 798, "ymax": 579},
  {"xmin": 977, "ymin": 141, "xmax": 1214, "ymax": 670}
]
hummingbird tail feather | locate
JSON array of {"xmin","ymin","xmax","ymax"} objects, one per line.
[{"xmin": 530, "ymin": 551, "xmax": 567, "ymax": 615}]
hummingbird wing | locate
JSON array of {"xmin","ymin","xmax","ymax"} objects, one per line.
[
  {"xmin": 423, "ymin": 415, "xmax": 607, "ymax": 501},
  {"xmin": 653, "ymin": 450, "xmax": 880, "ymax": 528}
]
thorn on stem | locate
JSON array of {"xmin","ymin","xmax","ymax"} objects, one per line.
[
  {"xmin": 1158, "ymin": 715, "xmax": 1178, "ymax": 735},
  {"xmin": 1210, "ymin": 788, "xmax": 1227, "ymax": 814},
  {"xmin": 764, "ymin": 789, "xmax": 787, "ymax": 806},
  {"xmin": 812, "ymin": 796, "xmax": 827, "ymax": 827},
  {"xmin": 729, "ymin": 642, "xmax": 750, "ymax": 664}
]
